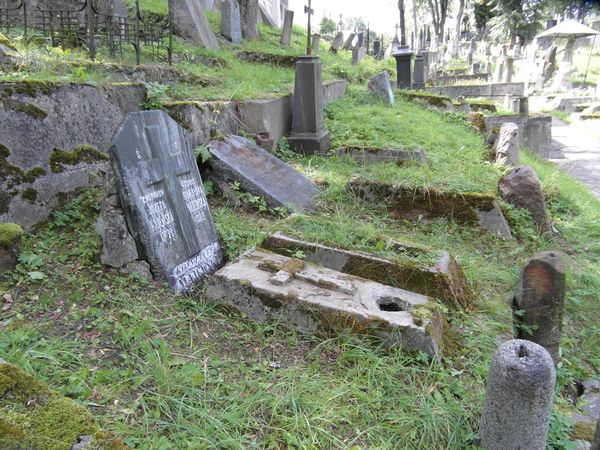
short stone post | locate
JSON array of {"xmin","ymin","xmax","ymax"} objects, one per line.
[
  {"xmin": 514, "ymin": 251, "xmax": 566, "ymax": 364},
  {"xmin": 280, "ymin": 9, "xmax": 293, "ymax": 46},
  {"xmin": 495, "ymin": 122, "xmax": 519, "ymax": 167},
  {"xmin": 480, "ymin": 339, "xmax": 556, "ymax": 450},
  {"xmin": 0, "ymin": 223, "xmax": 23, "ymax": 273}
]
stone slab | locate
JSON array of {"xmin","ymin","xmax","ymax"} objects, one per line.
[
  {"xmin": 367, "ymin": 71, "xmax": 394, "ymax": 105},
  {"xmin": 208, "ymin": 135, "xmax": 319, "ymax": 212},
  {"xmin": 221, "ymin": 0, "xmax": 242, "ymax": 44},
  {"xmin": 110, "ymin": 111, "xmax": 224, "ymax": 292},
  {"xmin": 348, "ymin": 177, "xmax": 512, "ymax": 239},
  {"xmin": 205, "ymin": 248, "xmax": 444, "ymax": 355},
  {"xmin": 167, "ymin": 101, "xmax": 239, "ymax": 147},
  {"xmin": 261, "ymin": 231, "xmax": 474, "ymax": 310},
  {"xmin": 338, "ymin": 147, "xmax": 426, "ymax": 165},
  {"xmin": 169, "ymin": 0, "xmax": 219, "ymax": 49}
]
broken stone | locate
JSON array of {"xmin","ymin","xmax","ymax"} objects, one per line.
[
  {"xmin": 169, "ymin": 0, "xmax": 219, "ymax": 49},
  {"xmin": 338, "ymin": 147, "xmax": 425, "ymax": 165},
  {"xmin": 208, "ymin": 135, "xmax": 320, "ymax": 212},
  {"xmin": 0, "ymin": 222, "xmax": 22, "ymax": 273},
  {"xmin": 495, "ymin": 122, "xmax": 519, "ymax": 167},
  {"xmin": 329, "ymin": 32, "xmax": 344, "ymax": 53},
  {"xmin": 514, "ymin": 251, "xmax": 566, "ymax": 364},
  {"xmin": 367, "ymin": 72, "xmax": 395, "ymax": 105},
  {"xmin": 261, "ymin": 231, "xmax": 474, "ymax": 310},
  {"xmin": 499, "ymin": 166, "xmax": 552, "ymax": 235},
  {"xmin": 347, "ymin": 177, "xmax": 512, "ymax": 239},
  {"xmin": 205, "ymin": 248, "xmax": 444, "ymax": 356}
]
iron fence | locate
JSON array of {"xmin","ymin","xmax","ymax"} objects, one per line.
[{"xmin": 0, "ymin": 0, "xmax": 173, "ymax": 64}]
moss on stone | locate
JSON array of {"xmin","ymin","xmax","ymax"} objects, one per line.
[
  {"xmin": 0, "ymin": 142, "xmax": 9, "ymax": 159},
  {"xmin": 0, "ymin": 223, "xmax": 23, "ymax": 248},
  {"xmin": 0, "ymin": 33, "xmax": 17, "ymax": 52},
  {"xmin": 570, "ymin": 420, "xmax": 596, "ymax": 441},
  {"xmin": 1, "ymin": 98, "xmax": 47, "ymax": 120},
  {"xmin": 21, "ymin": 188, "xmax": 37, "ymax": 203},
  {"xmin": 50, "ymin": 145, "xmax": 109, "ymax": 173},
  {"xmin": 22, "ymin": 167, "xmax": 46, "ymax": 183}
]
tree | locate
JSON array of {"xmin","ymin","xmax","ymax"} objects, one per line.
[
  {"xmin": 452, "ymin": 0, "xmax": 465, "ymax": 58},
  {"xmin": 490, "ymin": 0, "xmax": 548, "ymax": 43},
  {"xmin": 426, "ymin": 0, "xmax": 449, "ymax": 46},
  {"xmin": 346, "ymin": 16, "xmax": 367, "ymax": 33},
  {"xmin": 319, "ymin": 17, "xmax": 337, "ymax": 38},
  {"xmin": 547, "ymin": 0, "xmax": 600, "ymax": 22},
  {"xmin": 474, "ymin": 0, "xmax": 496, "ymax": 34}
]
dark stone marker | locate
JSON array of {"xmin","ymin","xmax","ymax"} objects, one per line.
[
  {"xmin": 288, "ymin": 56, "xmax": 330, "ymax": 154},
  {"xmin": 373, "ymin": 39, "xmax": 381, "ymax": 56},
  {"xmin": 169, "ymin": 0, "xmax": 219, "ymax": 49},
  {"xmin": 393, "ymin": 49, "xmax": 414, "ymax": 88},
  {"xmin": 281, "ymin": 9, "xmax": 294, "ymax": 46},
  {"xmin": 329, "ymin": 32, "xmax": 344, "ymax": 53},
  {"xmin": 514, "ymin": 251, "xmax": 566, "ymax": 364},
  {"xmin": 412, "ymin": 54, "xmax": 425, "ymax": 89},
  {"xmin": 208, "ymin": 135, "xmax": 320, "ymax": 212},
  {"xmin": 110, "ymin": 111, "xmax": 224, "ymax": 292},
  {"xmin": 221, "ymin": 0, "xmax": 242, "ymax": 45},
  {"xmin": 480, "ymin": 339, "xmax": 556, "ymax": 450},
  {"xmin": 311, "ymin": 33, "xmax": 321, "ymax": 52}
]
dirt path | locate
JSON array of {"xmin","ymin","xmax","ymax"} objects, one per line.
[{"xmin": 550, "ymin": 117, "xmax": 600, "ymax": 201}]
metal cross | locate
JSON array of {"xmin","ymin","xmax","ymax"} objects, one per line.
[{"xmin": 304, "ymin": 0, "xmax": 314, "ymax": 55}]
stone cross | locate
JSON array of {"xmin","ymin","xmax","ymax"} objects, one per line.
[{"xmin": 304, "ymin": 0, "xmax": 314, "ymax": 55}]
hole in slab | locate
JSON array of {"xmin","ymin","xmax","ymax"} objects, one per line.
[
  {"xmin": 517, "ymin": 344, "xmax": 529, "ymax": 358},
  {"xmin": 377, "ymin": 297, "xmax": 408, "ymax": 312}
]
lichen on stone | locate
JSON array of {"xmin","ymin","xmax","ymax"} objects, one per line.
[
  {"xmin": 0, "ymin": 33, "xmax": 17, "ymax": 52},
  {"xmin": 21, "ymin": 188, "xmax": 37, "ymax": 203},
  {"xmin": 22, "ymin": 167, "xmax": 46, "ymax": 183},
  {"xmin": 0, "ymin": 223, "xmax": 23, "ymax": 248},
  {"xmin": 1, "ymin": 98, "xmax": 48, "ymax": 120},
  {"xmin": 50, "ymin": 145, "xmax": 109, "ymax": 173}
]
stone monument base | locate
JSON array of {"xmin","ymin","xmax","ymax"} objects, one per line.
[{"xmin": 288, "ymin": 130, "xmax": 330, "ymax": 155}]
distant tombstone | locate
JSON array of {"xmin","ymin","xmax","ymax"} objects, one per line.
[
  {"xmin": 356, "ymin": 32, "xmax": 364, "ymax": 48},
  {"xmin": 351, "ymin": 46, "xmax": 366, "ymax": 65},
  {"xmin": 412, "ymin": 54, "xmax": 425, "ymax": 89},
  {"xmin": 169, "ymin": 0, "xmax": 219, "ymax": 49},
  {"xmin": 495, "ymin": 122, "xmax": 519, "ymax": 167},
  {"xmin": 329, "ymin": 32, "xmax": 343, "ymax": 53},
  {"xmin": 495, "ymin": 61, "xmax": 505, "ymax": 83},
  {"xmin": 343, "ymin": 32, "xmax": 356, "ymax": 50},
  {"xmin": 472, "ymin": 62, "xmax": 481, "ymax": 74},
  {"xmin": 541, "ymin": 45, "xmax": 557, "ymax": 85},
  {"xmin": 110, "ymin": 111, "xmax": 224, "ymax": 292},
  {"xmin": 373, "ymin": 39, "xmax": 381, "ymax": 56},
  {"xmin": 367, "ymin": 71, "xmax": 394, "ymax": 105},
  {"xmin": 221, "ymin": 0, "xmax": 242, "ymax": 45},
  {"xmin": 280, "ymin": 9, "xmax": 294, "ymax": 46},
  {"xmin": 505, "ymin": 56, "xmax": 514, "ymax": 82},
  {"xmin": 311, "ymin": 33, "xmax": 321, "ymax": 53}
]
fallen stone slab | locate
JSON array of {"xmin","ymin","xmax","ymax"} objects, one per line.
[
  {"xmin": 347, "ymin": 177, "xmax": 512, "ymax": 239},
  {"xmin": 261, "ymin": 231, "xmax": 474, "ymax": 310},
  {"xmin": 205, "ymin": 249, "xmax": 444, "ymax": 356},
  {"xmin": 208, "ymin": 135, "xmax": 320, "ymax": 212},
  {"xmin": 338, "ymin": 147, "xmax": 426, "ymax": 165}
]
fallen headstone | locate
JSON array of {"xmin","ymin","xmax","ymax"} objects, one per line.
[
  {"xmin": 338, "ymin": 147, "xmax": 425, "ymax": 165},
  {"xmin": 495, "ymin": 122, "xmax": 519, "ymax": 167},
  {"xmin": 0, "ymin": 222, "xmax": 22, "ymax": 273},
  {"xmin": 499, "ymin": 165, "xmax": 552, "ymax": 235},
  {"xmin": 513, "ymin": 251, "xmax": 565, "ymax": 364},
  {"xmin": 208, "ymin": 135, "xmax": 319, "ymax": 212},
  {"xmin": 348, "ymin": 177, "xmax": 512, "ymax": 239},
  {"xmin": 367, "ymin": 71, "xmax": 395, "ymax": 105},
  {"xmin": 205, "ymin": 248, "xmax": 444, "ymax": 356},
  {"xmin": 169, "ymin": 0, "xmax": 219, "ymax": 49},
  {"xmin": 221, "ymin": 0, "xmax": 242, "ymax": 45},
  {"xmin": 110, "ymin": 111, "xmax": 224, "ymax": 292},
  {"xmin": 280, "ymin": 10, "xmax": 294, "ymax": 46},
  {"xmin": 480, "ymin": 340, "xmax": 556, "ymax": 450},
  {"xmin": 329, "ymin": 32, "xmax": 344, "ymax": 53},
  {"xmin": 261, "ymin": 231, "xmax": 474, "ymax": 310}
]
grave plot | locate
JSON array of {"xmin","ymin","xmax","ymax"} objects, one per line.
[
  {"xmin": 261, "ymin": 231, "xmax": 473, "ymax": 310},
  {"xmin": 347, "ymin": 176, "xmax": 512, "ymax": 239},
  {"xmin": 337, "ymin": 147, "xmax": 426, "ymax": 165},
  {"xmin": 205, "ymin": 248, "xmax": 444, "ymax": 356}
]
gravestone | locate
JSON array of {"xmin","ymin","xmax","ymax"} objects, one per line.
[
  {"xmin": 311, "ymin": 33, "xmax": 321, "ymax": 52},
  {"xmin": 169, "ymin": 0, "xmax": 219, "ymax": 49},
  {"xmin": 280, "ymin": 9, "xmax": 294, "ymax": 46},
  {"xmin": 373, "ymin": 39, "xmax": 381, "ymax": 56},
  {"xmin": 343, "ymin": 32, "xmax": 356, "ymax": 50},
  {"xmin": 495, "ymin": 122, "xmax": 519, "ymax": 167},
  {"xmin": 412, "ymin": 54, "xmax": 425, "ymax": 89},
  {"xmin": 240, "ymin": 0, "xmax": 260, "ymax": 39},
  {"xmin": 513, "ymin": 251, "xmax": 565, "ymax": 364},
  {"xmin": 480, "ymin": 340, "xmax": 556, "ymax": 450},
  {"xmin": 259, "ymin": 2, "xmax": 277, "ymax": 27},
  {"xmin": 221, "ymin": 0, "xmax": 242, "ymax": 44},
  {"xmin": 356, "ymin": 32, "xmax": 364, "ymax": 48},
  {"xmin": 110, "ymin": 111, "xmax": 224, "ymax": 292},
  {"xmin": 208, "ymin": 135, "xmax": 320, "ymax": 212},
  {"xmin": 367, "ymin": 71, "xmax": 394, "ymax": 105},
  {"xmin": 351, "ymin": 46, "xmax": 366, "ymax": 65},
  {"xmin": 541, "ymin": 45, "xmax": 557, "ymax": 85},
  {"xmin": 505, "ymin": 56, "xmax": 514, "ymax": 82},
  {"xmin": 329, "ymin": 32, "xmax": 344, "ymax": 53}
]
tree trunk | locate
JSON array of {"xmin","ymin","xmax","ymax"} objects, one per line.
[
  {"xmin": 451, "ymin": 0, "xmax": 464, "ymax": 58},
  {"xmin": 427, "ymin": 0, "xmax": 448, "ymax": 48},
  {"xmin": 412, "ymin": 0, "xmax": 419, "ymax": 52},
  {"xmin": 238, "ymin": 0, "xmax": 259, "ymax": 39}
]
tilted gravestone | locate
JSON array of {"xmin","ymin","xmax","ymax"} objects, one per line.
[
  {"xmin": 221, "ymin": 0, "xmax": 242, "ymax": 45},
  {"xmin": 329, "ymin": 32, "xmax": 343, "ymax": 53},
  {"xmin": 169, "ymin": 0, "xmax": 219, "ymax": 49},
  {"xmin": 342, "ymin": 32, "xmax": 356, "ymax": 50},
  {"xmin": 367, "ymin": 71, "xmax": 394, "ymax": 105},
  {"xmin": 280, "ymin": 9, "xmax": 294, "ymax": 46},
  {"xmin": 110, "ymin": 111, "xmax": 224, "ymax": 292},
  {"xmin": 351, "ymin": 46, "xmax": 366, "ymax": 65}
]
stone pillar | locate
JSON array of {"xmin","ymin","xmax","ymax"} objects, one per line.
[
  {"xmin": 280, "ymin": 10, "xmax": 293, "ymax": 46},
  {"xmin": 351, "ymin": 47, "xmax": 366, "ymax": 66},
  {"xmin": 494, "ymin": 122, "xmax": 519, "ymax": 167},
  {"xmin": 412, "ymin": 54, "xmax": 425, "ymax": 89},
  {"xmin": 288, "ymin": 56, "xmax": 330, "ymax": 155},
  {"xmin": 311, "ymin": 33, "xmax": 321, "ymax": 53},
  {"xmin": 505, "ymin": 56, "xmax": 514, "ymax": 83},
  {"xmin": 221, "ymin": 0, "xmax": 242, "ymax": 45},
  {"xmin": 0, "ymin": 223, "xmax": 23, "ymax": 273},
  {"xmin": 514, "ymin": 251, "xmax": 565, "ymax": 363},
  {"xmin": 480, "ymin": 339, "xmax": 556, "ymax": 450},
  {"xmin": 393, "ymin": 48, "xmax": 414, "ymax": 89}
]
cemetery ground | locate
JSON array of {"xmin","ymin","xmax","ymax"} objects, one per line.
[{"xmin": 1, "ymin": 6, "xmax": 600, "ymax": 450}]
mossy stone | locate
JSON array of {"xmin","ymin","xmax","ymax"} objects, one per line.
[
  {"xmin": 49, "ymin": 145, "xmax": 109, "ymax": 173},
  {"xmin": 0, "ymin": 223, "xmax": 23, "ymax": 249},
  {"xmin": 21, "ymin": 188, "xmax": 37, "ymax": 203},
  {"xmin": 0, "ymin": 33, "xmax": 17, "ymax": 52},
  {"xmin": 22, "ymin": 167, "xmax": 46, "ymax": 183},
  {"xmin": 1, "ymin": 98, "xmax": 48, "ymax": 120}
]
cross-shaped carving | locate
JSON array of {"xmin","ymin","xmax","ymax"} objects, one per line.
[{"xmin": 304, "ymin": 0, "xmax": 314, "ymax": 55}]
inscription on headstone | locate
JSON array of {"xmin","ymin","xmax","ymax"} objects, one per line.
[{"xmin": 110, "ymin": 111, "xmax": 224, "ymax": 292}]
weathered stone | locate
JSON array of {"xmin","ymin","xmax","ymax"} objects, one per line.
[
  {"xmin": 541, "ymin": 45, "xmax": 557, "ymax": 85},
  {"xmin": 480, "ymin": 339, "xmax": 556, "ymax": 450},
  {"xmin": 72, "ymin": 435, "xmax": 93, "ymax": 450},
  {"xmin": 348, "ymin": 177, "xmax": 512, "ymax": 239},
  {"xmin": 288, "ymin": 56, "xmax": 330, "ymax": 154},
  {"xmin": 514, "ymin": 251, "xmax": 565, "ymax": 364},
  {"xmin": 110, "ymin": 111, "xmax": 224, "ymax": 292},
  {"xmin": 412, "ymin": 54, "xmax": 425, "ymax": 89},
  {"xmin": 280, "ymin": 9, "xmax": 294, "ymax": 46},
  {"xmin": 0, "ymin": 222, "xmax": 22, "ymax": 273},
  {"xmin": 499, "ymin": 166, "xmax": 552, "ymax": 235},
  {"xmin": 205, "ymin": 248, "xmax": 445, "ymax": 356},
  {"xmin": 394, "ymin": 49, "xmax": 414, "ymax": 89},
  {"xmin": 167, "ymin": 101, "xmax": 238, "ymax": 147},
  {"xmin": 0, "ymin": 33, "xmax": 20, "ymax": 69},
  {"xmin": 236, "ymin": 50, "xmax": 297, "ymax": 66},
  {"xmin": 342, "ymin": 33, "xmax": 356, "ymax": 50},
  {"xmin": 208, "ymin": 135, "xmax": 319, "ymax": 212},
  {"xmin": 240, "ymin": 0, "xmax": 260, "ymax": 39},
  {"xmin": 351, "ymin": 47, "xmax": 366, "ymax": 66},
  {"xmin": 338, "ymin": 147, "xmax": 425, "ymax": 165},
  {"xmin": 221, "ymin": 0, "xmax": 242, "ymax": 45},
  {"xmin": 592, "ymin": 420, "xmax": 600, "ymax": 450},
  {"xmin": 169, "ymin": 0, "xmax": 219, "ymax": 49},
  {"xmin": 311, "ymin": 33, "xmax": 321, "ymax": 52},
  {"xmin": 120, "ymin": 260, "xmax": 153, "ymax": 281},
  {"xmin": 261, "ymin": 231, "xmax": 474, "ymax": 310},
  {"xmin": 495, "ymin": 122, "xmax": 519, "ymax": 167},
  {"xmin": 367, "ymin": 71, "xmax": 394, "ymax": 105},
  {"xmin": 258, "ymin": 2, "xmax": 277, "ymax": 27},
  {"xmin": 329, "ymin": 32, "xmax": 344, "ymax": 53}
]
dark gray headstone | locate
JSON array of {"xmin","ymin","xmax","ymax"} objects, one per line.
[
  {"xmin": 208, "ymin": 135, "xmax": 319, "ymax": 212},
  {"xmin": 169, "ymin": 0, "xmax": 219, "ymax": 49},
  {"xmin": 343, "ymin": 32, "xmax": 356, "ymax": 50},
  {"xmin": 280, "ymin": 9, "xmax": 294, "ymax": 46},
  {"xmin": 480, "ymin": 339, "xmax": 556, "ymax": 450},
  {"xmin": 311, "ymin": 33, "xmax": 321, "ymax": 53},
  {"xmin": 110, "ymin": 111, "xmax": 224, "ymax": 292},
  {"xmin": 240, "ymin": 0, "xmax": 260, "ymax": 39},
  {"xmin": 221, "ymin": 0, "xmax": 242, "ymax": 45},
  {"xmin": 373, "ymin": 39, "xmax": 381, "ymax": 56},
  {"xmin": 412, "ymin": 54, "xmax": 425, "ymax": 89},
  {"xmin": 351, "ymin": 46, "xmax": 366, "ymax": 65},
  {"xmin": 329, "ymin": 32, "xmax": 344, "ymax": 53},
  {"xmin": 394, "ymin": 48, "xmax": 414, "ymax": 89},
  {"xmin": 367, "ymin": 71, "xmax": 394, "ymax": 105}
]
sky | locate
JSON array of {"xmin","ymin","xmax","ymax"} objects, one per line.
[{"xmin": 287, "ymin": 0, "xmax": 401, "ymax": 36}]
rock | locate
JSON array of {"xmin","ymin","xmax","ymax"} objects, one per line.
[
  {"xmin": 480, "ymin": 339, "xmax": 556, "ymax": 450},
  {"xmin": 514, "ymin": 251, "xmax": 566, "ymax": 364},
  {"xmin": 120, "ymin": 260, "xmax": 153, "ymax": 281},
  {"xmin": 221, "ymin": 0, "xmax": 242, "ymax": 45},
  {"xmin": 208, "ymin": 135, "xmax": 320, "ymax": 212},
  {"xmin": 342, "ymin": 33, "xmax": 356, "ymax": 50},
  {"xmin": 72, "ymin": 435, "xmax": 93, "ymax": 450},
  {"xmin": 495, "ymin": 122, "xmax": 519, "ymax": 167},
  {"xmin": 499, "ymin": 166, "xmax": 552, "ymax": 235},
  {"xmin": 578, "ymin": 380, "xmax": 600, "ymax": 421},
  {"xmin": 205, "ymin": 248, "xmax": 445, "ymax": 356},
  {"xmin": 592, "ymin": 420, "xmax": 600, "ymax": 450},
  {"xmin": 0, "ymin": 222, "xmax": 23, "ymax": 273},
  {"xmin": 0, "ymin": 33, "xmax": 20, "ymax": 69},
  {"xmin": 367, "ymin": 72, "xmax": 395, "ymax": 105},
  {"xmin": 169, "ymin": 0, "xmax": 219, "ymax": 49}
]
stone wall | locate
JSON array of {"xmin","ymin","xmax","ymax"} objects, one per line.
[
  {"xmin": 427, "ymin": 82, "xmax": 525, "ymax": 102},
  {"xmin": 484, "ymin": 113, "xmax": 552, "ymax": 159}
]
